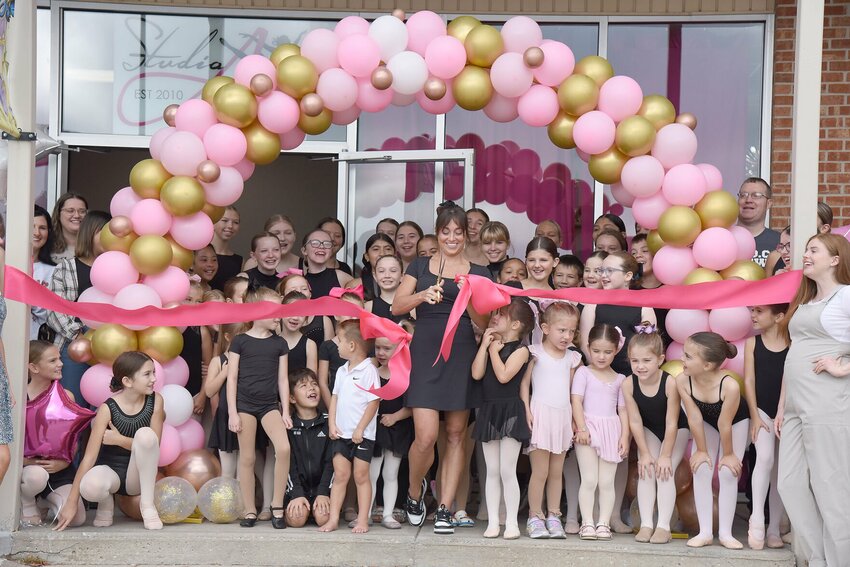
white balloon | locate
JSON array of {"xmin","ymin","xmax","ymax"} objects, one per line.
[
  {"xmin": 386, "ymin": 51, "xmax": 428, "ymax": 96},
  {"xmin": 369, "ymin": 15, "xmax": 409, "ymax": 63},
  {"xmin": 161, "ymin": 384, "xmax": 194, "ymax": 426}
]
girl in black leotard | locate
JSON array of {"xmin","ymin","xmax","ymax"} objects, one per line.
[
  {"xmin": 367, "ymin": 255, "xmax": 412, "ymax": 324},
  {"xmin": 301, "ymin": 229, "xmax": 352, "ymax": 298},
  {"xmin": 280, "ymin": 291, "xmax": 318, "ymax": 374},
  {"xmin": 278, "ymin": 274, "xmax": 334, "ymax": 346}
]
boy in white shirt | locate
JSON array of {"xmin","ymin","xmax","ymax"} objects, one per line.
[{"xmin": 319, "ymin": 320, "xmax": 381, "ymax": 534}]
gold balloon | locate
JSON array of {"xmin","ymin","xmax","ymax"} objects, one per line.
[
  {"xmin": 162, "ymin": 104, "xmax": 179, "ymax": 127},
  {"xmin": 547, "ymin": 111, "xmax": 577, "ymax": 149},
  {"xmin": 588, "ymin": 147, "xmax": 628, "ymax": 185},
  {"xmin": 557, "ymin": 74, "xmax": 599, "ymax": 117},
  {"xmin": 130, "ymin": 159, "xmax": 172, "ymax": 199},
  {"xmin": 661, "ymin": 360, "xmax": 684, "ymax": 377},
  {"xmin": 130, "ymin": 235, "xmax": 174, "ymax": 275},
  {"xmin": 197, "ymin": 160, "xmax": 221, "ymax": 183},
  {"xmin": 91, "ymin": 324, "xmax": 139, "ymax": 366},
  {"xmin": 523, "ymin": 46, "xmax": 545, "ymax": 68},
  {"xmin": 108, "ymin": 216, "xmax": 133, "ymax": 238},
  {"xmin": 574, "ymin": 55, "xmax": 614, "ymax": 87},
  {"xmin": 100, "ymin": 224, "xmax": 138, "ymax": 254},
  {"xmin": 276, "ymin": 55, "xmax": 319, "ymax": 100},
  {"xmin": 250, "ymin": 73, "xmax": 274, "ymax": 97},
  {"xmin": 683, "ymin": 267, "xmax": 723, "ymax": 286},
  {"xmin": 452, "ymin": 66, "xmax": 493, "ymax": 111},
  {"xmin": 657, "ymin": 206, "xmax": 703, "ymax": 247},
  {"xmin": 615, "ymin": 115, "xmax": 656, "ymax": 157},
  {"xmin": 164, "ymin": 449, "xmax": 222, "ymax": 492},
  {"xmin": 392, "ymin": 8, "xmax": 406, "ymax": 20},
  {"xmin": 160, "ymin": 176, "xmax": 206, "ymax": 217},
  {"xmin": 138, "ymin": 326, "xmax": 185, "ymax": 363},
  {"xmin": 720, "ymin": 260, "xmax": 766, "ymax": 281},
  {"xmin": 424, "ymin": 77, "xmax": 447, "ymax": 101},
  {"xmin": 166, "ymin": 236, "xmax": 193, "ymax": 271},
  {"xmin": 676, "ymin": 112, "xmax": 698, "ymax": 130},
  {"xmin": 243, "ymin": 120, "xmax": 282, "ymax": 164},
  {"xmin": 694, "ymin": 190, "xmax": 739, "ymax": 229},
  {"xmin": 300, "ymin": 93, "xmax": 324, "ymax": 117},
  {"xmin": 213, "ymin": 83, "xmax": 258, "ymax": 129},
  {"xmin": 67, "ymin": 337, "xmax": 93, "ymax": 364},
  {"xmin": 371, "ymin": 66, "xmax": 393, "ymax": 90},
  {"xmin": 297, "ymin": 108, "xmax": 333, "ymax": 136},
  {"xmin": 638, "ymin": 94, "xmax": 676, "ymax": 130},
  {"xmin": 270, "ymin": 43, "xmax": 300, "ymax": 67},
  {"xmin": 464, "ymin": 25, "xmax": 504, "ymax": 68},
  {"xmin": 646, "ymin": 229, "xmax": 665, "ymax": 254},
  {"xmin": 726, "ymin": 370, "xmax": 746, "ymax": 398},
  {"xmin": 201, "ymin": 76, "xmax": 234, "ymax": 105},
  {"xmin": 203, "ymin": 202, "xmax": 226, "ymax": 223},
  {"xmin": 448, "ymin": 15, "xmax": 482, "ymax": 43}
]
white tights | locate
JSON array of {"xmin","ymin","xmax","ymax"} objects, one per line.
[
  {"xmin": 692, "ymin": 420, "xmax": 749, "ymax": 541},
  {"xmin": 481, "ymin": 438, "xmax": 522, "ymax": 533},
  {"xmin": 20, "ymin": 465, "xmax": 86, "ymax": 526},
  {"xmin": 575, "ymin": 444, "xmax": 618, "ymax": 526},
  {"xmin": 369, "ymin": 450, "xmax": 403, "ymax": 520},
  {"xmin": 750, "ymin": 409, "xmax": 784, "ymax": 536},
  {"xmin": 636, "ymin": 429, "xmax": 690, "ymax": 530}
]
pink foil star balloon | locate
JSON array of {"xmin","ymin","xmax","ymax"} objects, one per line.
[{"xmin": 25, "ymin": 381, "xmax": 96, "ymax": 461}]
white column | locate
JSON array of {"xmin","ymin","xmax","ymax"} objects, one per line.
[
  {"xmin": 0, "ymin": 0, "xmax": 37, "ymax": 534},
  {"xmin": 789, "ymin": 0, "xmax": 824, "ymax": 269}
]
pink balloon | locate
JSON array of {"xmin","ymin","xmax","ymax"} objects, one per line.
[
  {"xmin": 338, "ymin": 34, "xmax": 381, "ymax": 78},
  {"xmin": 174, "ymin": 99, "xmax": 218, "ymax": 138},
  {"xmin": 91, "ymin": 251, "xmax": 140, "ymax": 295},
  {"xmin": 152, "ymin": 360, "xmax": 165, "ymax": 393},
  {"xmin": 130, "ymin": 199, "xmax": 173, "ymax": 236},
  {"xmin": 517, "ymin": 85, "xmax": 559, "ymax": 128},
  {"xmin": 336, "ymin": 15, "xmax": 370, "ymax": 39},
  {"xmin": 501, "ymin": 16, "xmax": 542, "ymax": 53},
  {"xmin": 392, "ymin": 91, "xmax": 417, "ymax": 106},
  {"xmin": 490, "ymin": 52, "xmax": 533, "ymax": 98},
  {"xmin": 111, "ymin": 186, "xmax": 143, "ymax": 217},
  {"xmin": 80, "ymin": 364, "xmax": 114, "ymax": 407},
  {"xmin": 598, "ymin": 76, "xmax": 643, "ymax": 123},
  {"xmin": 158, "ymin": 423, "xmax": 182, "ymax": 467},
  {"xmin": 202, "ymin": 166, "xmax": 244, "ymax": 207},
  {"xmin": 176, "ymin": 419, "xmax": 206, "ymax": 452},
  {"xmin": 405, "ymin": 10, "xmax": 446, "ymax": 56},
  {"xmin": 233, "ymin": 157, "xmax": 255, "ymax": 180},
  {"xmin": 257, "ymin": 91, "xmax": 300, "ymax": 134},
  {"xmin": 301, "ymin": 28, "xmax": 340, "ymax": 73},
  {"xmin": 357, "ymin": 78, "xmax": 394, "ymax": 113},
  {"xmin": 631, "ymin": 191, "xmax": 671, "ymax": 230},
  {"xmin": 620, "ymin": 155, "xmax": 666, "ymax": 198},
  {"xmin": 484, "ymin": 93, "xmax": 519, "ymax": 123},
  {"xmin": 316, "ymin": 68, "xmax": 358, "ymax": 112},
  {"xmin": 721, "ymin": 339, "xmax": 746, "ymax": 375},
  {"xmin": 143, "ymin": 265, "xmax": 191, "ymax": 305},
  {"xmin": 697, "ymin": 163, "xmax": 724, "ymax": 191},
  {"xmin": 170, "ymin": 212, "xmax": 214, "ymax": 251},
  {"xmin": 279, "ymin": 128, "xmax": 306, "ymax": 151},
  {"xmin": 203, "ymin": 123, "xmax": 247, "ymax": 167},
  {"xmin": 332, "ymin": 105, "xmax": 362, "ymax": 125},
  {"xmin": 162, "ymin": 356, "xmax": 190, "ymax": 388},
  {"xmin": 150, "ymin": 127, "xmax": 176, "ymax": 161},
  {"xmin": 665, "ymin": 308, "xmax": 711, "ymax": 344},
  {"xmin": 77, "ymin": 287, "xmax": 115, "ymax": 329},
  {"xmin": 416, "ymin": 82, "xmax": 456, "ymax": 114},
  {"xmin": 113, "ymin": 283, "xmax": 163, "ymax": 331},
  {"xmin": 160, "ymin": 131, "xmax": 207, "ymax": 176},
  {"xmin": 652, "ymin": 123, "xmax": 698, "ymax": 169},
  {"xmin": 661, "ymin": 163, "xmax": 708, "ymax": 207},
  {"xmin": 610, "ymin": 182, "xmax": 635, "ymax": 207},
  {"xmin": 709, "ymin": 307, "xmax": 753, "ymax": 342},
  {"xmin": 425, "ymin": 35, "xmax": 466, "ymax": 80},
  {"xmin": 666, "ymin": 341, "xmax": 685, "ymax": 363},
  {"xmin": 692, "ymin": 227, "xmax": 738, "ymax": 271},
  {"xmin": 729, "ymin": 225, "xmax": 757, "ymax": 261},
  {"xmin": 576, "ymin": 148, "xmax": 591, "ymax": 163},
  {"xmin": 653, "ymin": 245, "xmax": 699, "ymax": 286},
  {"xmin": 234, "ymin": 54, "xmax": 278, "ymax": 89},
  {"xmin": 532, "ymin": 40, "xmax": 575, "ymax": 87},
  {"xmin": 573, "ymin": 111, "xmax": 616, "ymax": 155}
]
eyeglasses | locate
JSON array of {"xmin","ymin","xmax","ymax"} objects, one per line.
[
  {"xmin": 776, "ymin": 243, "xmax": 791, "ymax": 253},
  {"xmin": 307, "ymin": 239, "xmax": 334, "ymax": 249},
  {"xmin": 737, "ymin": 192, "xmax": 769, "ymax": 201},
  {"xmin": 61, "ymin": 208, "xmax": 88, "ymax": 216},
  {"xmin": 599, "ymin": 267, "xmax": 627, "ymax": 276}
]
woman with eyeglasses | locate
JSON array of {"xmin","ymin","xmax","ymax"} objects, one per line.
[
  {"xmin": 50, "ymin": 193, "xmax": 88, "ymax": 263},
  {"xmin": 301, "ymin": 229, "xmax": 352, "ymax": 298}
]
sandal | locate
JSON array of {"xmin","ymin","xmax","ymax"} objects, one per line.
[
  {"xmin": 240, "ymin": 512, "xmax": 258, "ymax": 528},
  {"xmin": 579, "ymin": 523, "xmax": 597, "ymax": 540},
  {"xmin": 270, "ymin": 506, "xmax": 286, "ymax": 529},
  {"xmin": 453, "ymin": 510, "xmax": 475, "ymax": 528},
  {"xmin": 595, "ymin": 523, "xmax": 612, "ymax": 541}
]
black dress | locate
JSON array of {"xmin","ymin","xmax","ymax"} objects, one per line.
[
  {"xmin": 211, "ymin": 253, "xmax": 244, "ymax": 291},
  {"xmin": 404, "ymin": 257, "xmax": 491, "ymax": 411},
  {"xmin": 473, "ymin": 341, "xmax": 531, "ymax": 443},
  {"xmin": 319, "ymin": 339, "xmax": 345, "ymax": 393},
  {"xmin": 301, "ymin": 316, "xmax": 328, "ymax": 346},
  {"xmin": 208, "ymin": 354, "xmax": 238, "ymax": 453},
  {"xmin": 305, "ymin": 268, "xmax": 341, "ymax": 298},
  {"xmin": 288, "ymin": 334, "xmax": 310, "ymax": 373},
  {"xmin": 753, "ymin": 336, "xmax": 788, "ymax": 419},
  {"xmin": 181, "ymin": 327, "xmax": 203, "ymax": 397},
  {"xmin": 594, "ymin": 303, "xmax": 645, "ymax": 376},
  {"xmin": 374, "ymin": 377, "xmax": 414, "ymax": 458},
  {"xmin": 371, "ymin": 295, "xmax": 410, "ymax": 324},
  {"xmin": 95, "ymin": 394, "xmax": 155, "ymax": 495}
]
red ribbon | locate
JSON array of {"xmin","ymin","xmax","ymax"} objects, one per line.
[
  {"xmin": 329, "ymin": 283, "xmax": 365, "ymax": 300},
  {"xmin": 4, "ymin": 267, "xmax": 410, "ymax": 400},
  {"xmin": 437, "ymin": 271, "xmax": 803, "ymax": 362}
]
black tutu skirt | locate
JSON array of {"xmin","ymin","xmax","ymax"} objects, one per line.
[
  {"xmin": 473, "ymin": 399, "xmax": 530, "ymax": 443},
  {"xmin": 208, "ymin": 404, "xmax": 238, "ymax": 453},
  {"xmin": 374, "ymin": 418, "xmax": 414, "ymax": 458}
]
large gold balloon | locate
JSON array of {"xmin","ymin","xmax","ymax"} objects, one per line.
[
  {"xmin": 574, "ymin": 55, "xmax": 614, "ymax": 87},
  {"xmin": 243, "ymin": 121, "xmax": 282, "ymax": 165},
  {"xmin": 203, "ymin": 202, "xmax": 225, "ymax": 223},
  {"xmin": 615, "ymin": 115, "xmax": 656, "ymax": 157},
  {"xmin": 720, "ymin": 260, "xmax": 766, "ymax": 281},
  {"xmin": 557, "ymin": 74, "xmax": 599, "ymax": 117},
  {"xmin": 213, "ymin": 83, "xmax": 258, "ymax": 129},
  {"xmin": 588, "ymin": 147, "xmax": 628, "ymax": 185},
  {"xmin": 453, "ymin": 66, "xmax": 493, "ymax": 111},
  {"xmin": 130, "ymin": 235, "xmax": 174, "ymax": 276},
  {"xmin": 129, "ymin": 159, "xmax": 171, "ymax": 199},
  {"xmin": 694, "ymin": 190, "xmax": 739, "ymax": 229},
  {"xmin": 661, "ymin": 360, "xmax": 684, "ymax": 377},
  {"xmin": 448, "ymin": 15, "xmax": 481, "ymax": 43},
  {"xmin": 276, "ymin": 55, "xmax": 319, "ymax": 100},
  {"xmin": 160, "ymin": 176, "xmax": 206, "ymax": 217},
  {"xmin": 100, "ymin": 224, "xmax": 138, "ymax": 254},
  {"xmin": 657, "ymin": 206, "xmax": 703, "ymax": 247},
  {"xmin": 270, "ymin": 43, "xmax": 300, "ymax": 67},
  {"xmin": 297, "ymin": 108, "xmax": 332, "ymax": 136},
  {"xmin": 638, "ymin": 94, "xmax": 676, "ymax": 130},
  {"xmin": 464, "ymin": 25, "xmax": 503, "ymax": 68},
  {"xmin": 166, "ymin": 236, "xmax": 193, "ymax": 271},
  {"xmin": 547, "ymin": 111, "xmax": 577, "ymax": 149},
  {"xmin": 164, "ymin": 449, "xmax": 222, "ymax": 492},
  {"xmin": 138, "ymin": 326, "xmax": 184, "ymax": 363},
  {"xmin": 646, "ymin": 229, "xmax": 665, "ymax": 254},
  {"xmin": 91, "ymin": 324, "xmax": 139, "ymax": 366},
  {"xmin": 201, "ymin": 76, "xmax": 234, "ymax": 105},
  {"xmin": 683, "ymin": 267, "xmax": 723, "ymax": 285}
]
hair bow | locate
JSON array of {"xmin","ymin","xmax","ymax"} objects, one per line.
[
  {"xmin": 188, "ymin": 273, "xmax": 202, "ymax": 283},
  {"xmin": 634, "ymin": 323, "xmax": 657, "ymax": 334},
  {"xmin": 329, "ymin": 283, "xmax": 365, "ymax": 300},
  {"xmin": 277, "ymin": 267, "xmax": 303, "ymax": 278},
  {"xmin": 614, "ymin": 326, "xmax": 626, "ymax": 353}
]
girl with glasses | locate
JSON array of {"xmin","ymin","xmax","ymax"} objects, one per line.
[{"xmin": 301, "ymin": 229, "xmax": 353, "ymax": 298}]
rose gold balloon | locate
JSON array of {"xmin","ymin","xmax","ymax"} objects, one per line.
[
  {"xmin": 162, "ymin": 104, "xmax": 179, "ymax": 127},
  {"xmin": 523, "ymin": 46, "xmax": 545, "ymax": 68},
  {"xmin": 676, "ymin": 112, "xmax": 698, "ymax": 130},
  {"xmin": 250, "ymin": 73, "xmax": 274, "ymax": 97},
  {"xmin": 392, "ymin": 8, "xmax": 406, "ymax": 20},
  {"xmin": 108, "ymin": 216, "xmax": 133, "ymax": 238},
  {"xmin": 116, "ymin": 472, "xmax": 164, "ymax": 520},
  {"xmin": 164, "ymin": 449, "xmax": 222, "ymax": 492},
  {"xmin": 300, "ymin": 93, "xmax": 324, "ymax": 117},
  {"xmin": 424, "ymin": 78, "xmax": 447, "ymax": 101},
  {"xmin": 67, "ymin": 337, "xmax": 93, "ymax": 364},
  {"xmin": 371, "ymin": 67, "xmax": 393, "ymax": 91},
  {"xmin": 196, "ymin": 160, "xmax": 221, "ymax": 183}
]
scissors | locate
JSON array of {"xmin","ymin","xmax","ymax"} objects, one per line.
[{"xmin": 434, "ymin": 255, "xmax": 446, "ymax": 303}]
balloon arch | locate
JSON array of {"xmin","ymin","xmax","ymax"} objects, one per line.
[{"xmin": 72, "ymin": 11, "xmax": 768, "ymax": 467}]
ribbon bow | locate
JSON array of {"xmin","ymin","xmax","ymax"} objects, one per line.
[
  {"xmin": 188, "ymin": 274, "xmax": 202, "ymax": 283},
  {"xmin": 329, "ymin": 283, "xmax": 365, "ymax": 300},
  {"xmin": 277, "ymin": 268, "xmax": 303, "ymax": 278},
  {"xmin": 634, "ymin": 323, "xmax": 657, "ymax": 334},
  {"xmin": 614, "ymin": 326, "xmax": 626, "ymax": 353}
]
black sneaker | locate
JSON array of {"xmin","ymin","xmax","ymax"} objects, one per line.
[
  {"xmin": 433, "ymin": 505, "xmax": 454, "ymax": 535},
  {"xmin": 405, "ymin": 478, "xmax": 427, "ymax": 527}
]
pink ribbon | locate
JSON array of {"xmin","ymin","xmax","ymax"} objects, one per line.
[
  {"xmin": 329, "ymin": 283, "xmax": 365, "ymax": 300},
  {"xmin": 277, "ymin": 267, "xmax": 303, "ymax": 278}
]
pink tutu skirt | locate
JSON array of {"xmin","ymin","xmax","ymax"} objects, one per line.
[
  {"xmin": 528, "ymin": 398, "xmax": 573, "ymax": 454},
  {"xmin": 586, "ymin": 414, "xmax": 623, "ymax": 463}
]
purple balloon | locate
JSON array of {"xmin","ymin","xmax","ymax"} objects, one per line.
[{"xmin": 25, "ymin": 380, "xmax": 96, "ymax": 462}]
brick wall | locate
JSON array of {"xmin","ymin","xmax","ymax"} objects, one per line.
[{"xmin": 771, "ymin": 0, "xmax": 850, "ymax": 230}]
